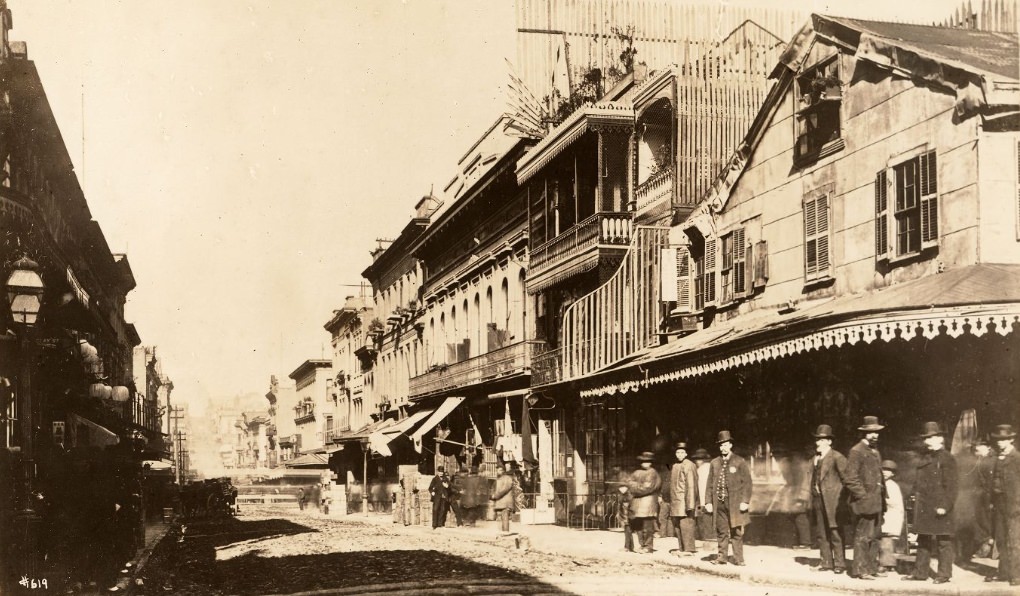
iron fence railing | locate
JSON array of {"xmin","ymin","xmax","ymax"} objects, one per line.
[
  {"xmin": 409, "ymin": 340, "xmax": 546, "ymax": 398},
  {"xmin": 634, "ymin": 165, "xmax": 675, "ymax": 212},
  {"xmin": 529, "ymin": 212, "xmax": 633, "ymax": 274}
]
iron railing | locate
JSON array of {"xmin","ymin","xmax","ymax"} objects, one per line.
[
  {"xmin": 529, "ymin": 212, "xmax": 633, "ymax": 275},
  {"xmin": 408, "ymin": 340, "xmax": 546, "ymax": 399},
  {"xmin": 634, "ymin": 165, "xmax": 675, "ymax": 212}
]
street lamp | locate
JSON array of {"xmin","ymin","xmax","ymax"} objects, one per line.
[{"xmin": 6, "ymin": 255, "xmax": 44, "ymax": 579}]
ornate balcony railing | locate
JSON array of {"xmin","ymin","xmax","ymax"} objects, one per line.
[
  {"xmin": 532, "ymin": 226, "xmax": 670, "ymax": 386},
  {"xmin": 409, "ymin": 340, "xmax": 546, "ymax": 399},
  {"xmin": 634, "ymin": 165, "xmax": 675, "ymax": 213},
  {"xmin": 529, "ymin": 212, "xmax": 633, "ymax": 278}
]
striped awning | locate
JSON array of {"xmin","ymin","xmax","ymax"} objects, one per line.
[{"xmin": 368, "ymin": 408, "xmax": 436, "ymax": 456}]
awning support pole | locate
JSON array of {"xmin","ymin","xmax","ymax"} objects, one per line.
[{"xmin": 362, "ymin": 443, "xmax": 368, "ymax": 515}]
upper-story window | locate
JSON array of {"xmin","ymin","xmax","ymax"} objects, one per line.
[
  {"xmin": 795, "ymin": 55, "xmax": 843, "ymax": 164},
  {"xmin": 803, "ymin": 191, "xmax": 831, "ymax": 282},
  {"xmin": 719, "ymin": 228, "xmax": 747, "ymax": 303},
  {"xmin": 876, "ymin": 148, "xmax": 938, "ymax": 262},
  {"xmin": 691, "ymin": 234, "xmax": 717, "ymax": 311}
]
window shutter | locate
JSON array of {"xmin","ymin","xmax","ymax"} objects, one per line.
[
  {"xmin": 875, "ymin": 170, "xmax": 890, "ymax": 260},
  {"xmin": 816, "ymin": 195, "xmax": 830, "ymax": 272},
  {"xmin": 733, "ymin": 228, "xmax": 747, "ymax": 296},
  {"xmin": 677, "ymin": 246, "xmax": 691, "ymax": 312},
  {"xmin": 919, "ymin": 150, "xmax": 938, "ymax": 246},
  {"xmin": 705, "ymin": 238, "xmax": 717, "ymax": 305},
  {"xmin": 804, "ymin": 195, "xmax": 829, "ymax": 280},
  {"xmin": 753, "ymin": 240, "xmax": 769, "ymax": 288},
  {"xmin": 659, "ymin": 248, "xmax": 678, "ymax": 302}
]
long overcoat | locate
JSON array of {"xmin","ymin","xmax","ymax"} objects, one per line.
[
  {"xmin": 994, "ymin": 449, "xmax": 1020, "ymax": 517},
  {"xmin": 491, "ymin": 473, "xmax": 514, "ymax": 511},
  {"xmin": 912, "ymin": 448, "xmax": 958, "ymax": 535},
  {"xmin": 627, "ymin": 466, "xmax": 662, "ymax": 518},
  {"xmin": 705, "ymin": 454, "xmax": 752, "ymax": 527},
  {"xmin": 845, "ymin": 440, "xmax": 883, "ymax": 516},
  {"xmin": 813, "ymin": 449, "xmax": 848, "ymax": 527},
  {"xmin": 669, "ymin": 458, "xmax": 699, "ymax": 517}
]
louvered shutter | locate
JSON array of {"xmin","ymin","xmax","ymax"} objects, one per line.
[
  {"xmin": 919, "ymin": 150, "xmax": 938, "ymax": 246},
  {"xmin": 875, "ymin": 170, "xmax": 890, "ymax": 260},
  {"xmin": 677, "ymin": 246, "xmax": 691, "ymax": 312},
  {"xmin": 704, "ymin": 238, "xmax": 717, "ymax": 305},
  {"xmin": 816, "ymin": 195, "xmax": 830, "ymax": 272},
  {"xmin": 659, "ymin": 248, "xmax": 678, "ymax": 302},
  {"xmin": 753, "ymin": 240, "xmax": 769, "ymax": 288},
  {"xmin": 733, "ymin": 228, "xmax": 747, "ymax": 296}
]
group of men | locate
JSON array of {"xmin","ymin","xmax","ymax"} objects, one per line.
[
  {"xmin": 620, "ymin": 417, "xmax": 1020, "ymax": 587},
  {"xmin": 428, "ymin": 465, "xmax": 515, "ymax": 531}
]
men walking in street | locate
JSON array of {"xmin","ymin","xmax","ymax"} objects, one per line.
[
  {"xmin": 845, "ymin": 415, "xmax": 884, "ymax": 580},
  {"xmin": 988, "ymin": 424, "xmax": 1020, "ymax": 586},
  {"xmin": 705, "ymin": 430, "xmax": 752, "ymax": 566},
  {"xmin": 625, "ymin": 452, "xmax": 662, "ymax": 553},
  {"xmin": 904, "ymin": 421, "xmax": 958, "ymax": 584},
  {"xmin": 429, "ymin": 466, "xmax": 451, "ymax": 529},
  {"xmin": 448, "ymin": 465, "xmax": 465, "ymax": 526},
  {"xmin": 297, "ymin": 486, "xmax": 307, "ymax": 511},
  {"xmin": 668, "ymin": 442, "xmax": 699, "ymax": 556},
  {"xmin": 810, "ymin": 424, "xmax": 847, "ymax": 574},
  {"xmin": 491, "ymin": 464, "xmax": 515, "ymax": 534},
  {"xmin": 459, "ymin": 466, "xmax": 482, "ymax": 526}
]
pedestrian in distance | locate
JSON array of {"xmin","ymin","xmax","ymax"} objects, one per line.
[
  {"xmin": 691, "ymin": 448, "xmax": 714, "ymax": 541},
  {"xmin": 810, "ymin": 424, "xmax": 848, "ymax": 574},
  {"xmin": 491, "ymin": 463, "xmax": 515, "ymax": 534},
  {"xmin": 625, "ymin": 451, "xmax": 662, "ymax": 553},
  {"xmin": 297, "ymin": 486, "xmax": 306, "ymax": 511},
  {"xmin": 429, "ymin": 466, "xmax": 451, "ymax": 529},
  {"xmin": 987, "ymin": 424, "xmax": 1020, "ymax": 586},
  {"xmin": 970, "ymin": 436, "xmax": 996, "ymax": 559},
  {"xmin": 614, "ymin": 465, "xmax": 635, "ymax": 552},
  {"xmin": 879, "ymin": 460, "xmax": 904, "ymax": 574},
  {"xmin": 448, "ymin": 465, "xmax": 466, "ymax": 527},
  {"xmin": 668, "ymin": 441, "xmax": 699, "ymax": 556},
  {"xmin": 903, "ymin": 421, "xmax": 958, "ymax": 584},
  {"xmin": 844, "ymin": 415, "xmax": 885, "ymax": 580},
  {"xmin": 705, "ymin": 430, "xmax": 752, "ymax": 566}
]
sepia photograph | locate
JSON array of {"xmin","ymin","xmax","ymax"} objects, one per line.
[{"xmin": 0, "ymin": 0, "xmax": 1018, "ymax": 594}]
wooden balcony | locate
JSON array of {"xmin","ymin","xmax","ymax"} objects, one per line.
[
  {"xmin": 528, "ymin": 212, "xmax": 633, "ymax": 293},
  {"xmin": 634, "ymin": 165, "xmax": 675, "ymax": 214},
  {"xmin": 409, "ymin": 340, "xmax": 546, "ymax": 400}
]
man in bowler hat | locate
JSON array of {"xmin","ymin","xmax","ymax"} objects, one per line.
[
  {"xmin": 810, "ymin": 424, "xmax": 848, "ymax": 574},
  {"xmin": 904, "ymin": 422, "xmax": 958, "ymax": 584},
  {"xmin": 845, "ymin": 415, "xmax": 884, "ymax": 579},
  {"xmin": 988, "ymin": 424, "xmax": 1020, "ymax": 585},
  {"xmin": 668, "ymin": 441, "xmax": 699, "ymax": 555},
  {"xmin": 624, "ymin": 452, "xmax": 662, "ymax": 553},
  {"xmin": 705, "ymin": 431, "xmax": 752, "ymax": 565}
]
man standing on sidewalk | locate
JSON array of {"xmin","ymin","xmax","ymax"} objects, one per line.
[
  {"xmin": 491, "ymin": 464, "xmax": 515, "ymax": 534},
  {"xmin": 988, "ymin": 424, "xmax": 1020, "ymax": 586},
  {"xmin": 904, "ymin": 421, "xmax": 958, "ymax": 584},
  {"xmin": 625, "ymin": 452, "xmax": 662, "ymax": 553},
  {"xmin": 705, "ymin": 431, "xmax": 752, "ymax": 566},
  {"xmin": 429, "ymin": 467, "xmax": 451, "ymax": 529},
  {"xmin": 668, "ymin": 442, "xmax": 698, "ymax": 556},
  {"xmin": 845, "ymin": 415, "xmax": 884, "ymax": 580},
  {"xmin": 811, "ymin": 424, "xmax": 847, "ymax": 574}
]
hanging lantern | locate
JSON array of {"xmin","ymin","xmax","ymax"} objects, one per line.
[
  {"xmin": 89, "ymin": 383, "xmax": 106, "ymax": 399},
  {"xmin": 100, "ymin": 384, "xmax": 113, "ymax": 400},
  {"xmin": 111, "ymin": 386, "xmax": 130, "ymax": 402}
]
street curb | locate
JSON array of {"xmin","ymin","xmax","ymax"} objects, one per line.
[
  {"xmin": 263, "ymin": 578, "xmax": 561, "ymax": 596},
  {"xmin": 120, "ymin": 520, "xmax": 176, "ymax": 596}
]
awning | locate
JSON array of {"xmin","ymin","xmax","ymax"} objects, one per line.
[
  {"xmin": 285, "ymin": 452, "xmax": 329, "ymax": 468},
  {"xmin": 410, "ymin": 396, "xmax": 465, "ymax": 453},
  {"xmin": 368, "ymin": 408, "xmax": 435, "ymax": 457},
  {"xmin": 333, "ymin": 418, "xmax": 396, "ymax": 443},
  {"xmin": 68, "ymin": 413, "xmax": 120, "ymax": 447},
  {"xmin": 578, "ymin": 264, "xmax": 1020, "ymax": 398}
]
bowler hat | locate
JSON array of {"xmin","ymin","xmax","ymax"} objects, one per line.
[
  {"xmin": 812, "ymin": 424, "xmax": 835, "ymax": 439},
  {"xmin": 674, "ymin": 441, "xmax": 689, "ymax": 450},
  {"xmin": 991, "ymin": 424, "xmax": 1017, "ymax": 440},
  {"xmin": 716, "ymin": 430, "xmax": 734, "ymax": 444},
  {"xmin": 691, "ymin": 448, "xmax": 710, "ymax": 461},
  {"xmin": 919, "ymin": 421, "xmax": 945, "ymax": 438},
  {"xmin": 857, "ymin": 416, "xmax": 885, "ymax": 431},
  {"xmin": 637, "ymin": 451, "xmax": 655, "ymax": 462},
  {"xmin": 881, "ymin": 459, "xmax": 898, "ymax": 471}
]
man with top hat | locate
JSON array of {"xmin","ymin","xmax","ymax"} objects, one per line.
[
  {"xmin": 988, "ymin": 424, "xmax": 1020, "ymax": 585},
  {"xmin": 668, "ymin": 441, "xmax": 699, "ymax": 556},
  {"xmin": 810, "ymin": 424, "xmax": 848, "ymax": 574},
  {"xmin": 429, "ymin": 466, "xmax": 451, "ymax": 529},
  {"xmin": 692, "ymin": 448, "xmax": 714, "ymax": 541},
  {"xmin": 624, "ymin": 451, "xmax": 662, "ymax": 553},
  {"xmin": 705, "ymin": 430, "xmax": 752, "ymax": 565},
  {"xmin": 845, "ymin": 415, "xmax": 884, "ymax": 579},
  {"xmin": 904, "ymin": 421, "xmax": 958, "ymax": 584}
]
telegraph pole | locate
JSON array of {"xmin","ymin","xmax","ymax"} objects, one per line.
[{"xmin": 170, "ymin": 406, "xmax": 186, "ymax": 484}]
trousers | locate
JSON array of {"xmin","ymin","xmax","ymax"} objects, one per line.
[
  {"xmin": 714, "ymin": 500, "xmax": 744, "ymax": 564},
  {"xmin": 671, "ymin": 516, "xmax": 697, "ymax": 552},
  {"xmin": 851, "ymin": 513, "xmax": 880, "ymax": 577},
  {"xmin": 813, "ymin": 496, "xmax": 845, "ymax": 570},
  {"xmin": 912, "ymin": 534, "xmax": 954, "ymax": 580}
]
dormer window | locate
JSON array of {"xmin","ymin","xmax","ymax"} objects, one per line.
[{"xmin": 795, "ymin": 56, "xmax": 843, "ymax": 164}]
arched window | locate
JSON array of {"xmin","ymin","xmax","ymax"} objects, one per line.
[
  {"xmin": 439, "ymin": 313, "xmax": 447, "ymax": 364},
  {"xmin": 500, "ymin": 278, "xmax": 510, "ymax": 333},
  {"xmin": 473, "ymin": 293, "xmax": 481, "ymax": 356},
  {"xmin": 485, "ymin": 286, "xmax": 494, "ymax": 350},
  {"xmin": 518, "ymin": 270, "xmax": 527, "ymax": 340}
]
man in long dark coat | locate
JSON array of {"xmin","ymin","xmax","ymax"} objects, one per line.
[
  {"xmin": 669, "ymin": 441, "xmax": 699, "ymax": 555},
  {"xmin": 988, "ymin": 424, "xmax": 1020, "ymax": 586},
  {"xmin": 428, "ymin": 467, "xmax": 451, "ymax": 529},
  {"xmin": 904, "ymin": 422, "xmax": 958, "ymax": 584},
  {"xmin": 625, "ymin": 452, "xmax": 662, "ymax": 553},
  {"xmin": 845, "ymin": 415, "xmax": 884, "ymax": 580},
  {"xmin": 810, "ymin": 424, "xmax": 848, "ymax": 574},
  {"xmin": 705, "ymin": 430, "xmax": 752, "ymax": 566}
]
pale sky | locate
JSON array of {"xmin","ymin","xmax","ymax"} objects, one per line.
[{"xmin": 9, "ymin": 0, "xmax": 971, "ymax": 412}]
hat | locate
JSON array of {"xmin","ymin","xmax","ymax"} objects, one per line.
[
  {"xmin": 437, "ymin": 466, "xmax": 445, "ymax": 473},
  {"xmin": 919, "ymin": 421, "xmax": 944, "ymax": 438},
  {"xmin": 881, "ymin": 460, "xmax": 898, "ymax": 471},
  {"xmin": 691, "ymin": 448, "xmax": 711, "ymax": 461},
  {"xmin": 674, "ymin": 441, "xmax": 689, "ymax": 450},
  {"xmin": 637, "ymin": 451, "xmax": 655, "ymax": 462},
  {"xmin": 812, "ymin": 424, "xmax": 835, "ymax": 439},
  {"xmin": 991, "ymin": 424, "xmax": 1017, "ymax": 440},
  {"xmin": 716, "ymin": 430, "xmax": 734, "ymax": 444},
  {"xmin": 857, "ymin": 416, "xmax": 885, "ymax": 431}
]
